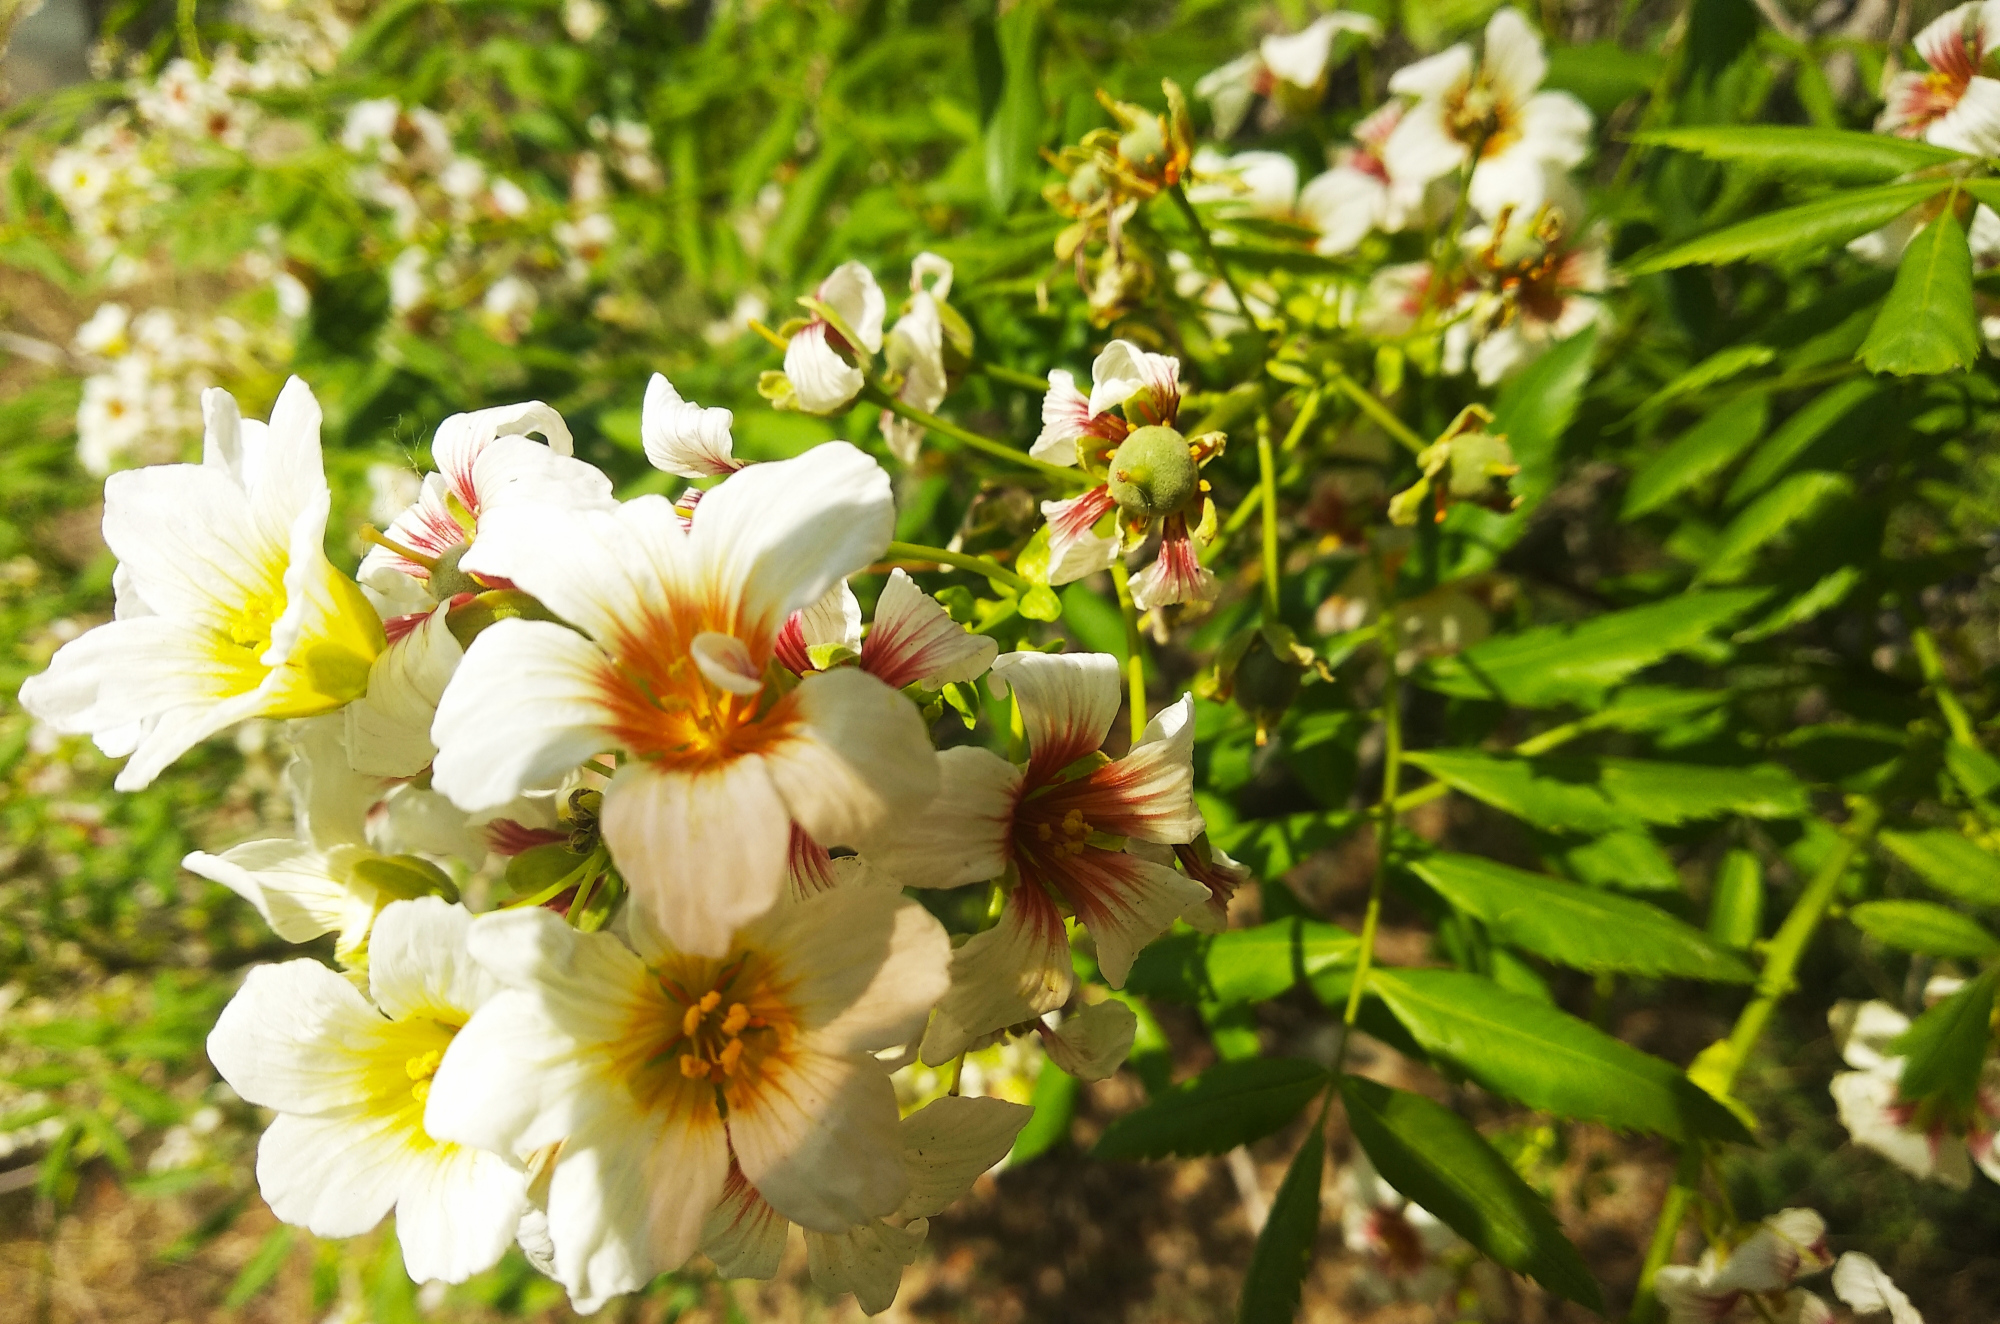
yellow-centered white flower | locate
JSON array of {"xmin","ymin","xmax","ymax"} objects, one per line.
[
  {"xmin": 428, "ymin": 443, "xmax": 937, "ymax": 957},
  {"xmin": 205, "ymin": 898, "xmax": 527, "ymax": 1284},
  {"xmin": 20, "ymin": 378, "xmax": 385, "ymax": 791},
  {"xmin": 423, "ymin": 884, "xmax": 950, "ymax": 1311}
]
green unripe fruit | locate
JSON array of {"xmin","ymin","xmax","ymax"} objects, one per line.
[
  {"xmin": 1068, "ymin": 161, "xmax": 1107, "ymax": 205},
  {"xmin": 1118, "ymin": 117, "xmax": 1165, "ymax": 171},
  {"xmin": 1107, "ymin": 425, "xmax": 1198, "ymax": 517},
  {"xmin": 428, "ymin": 543, "xmax": 479, "ymax": 599},
  {"xmin": 1232, "ymin": 634, "xmax": 1304, "ymax": 722}
]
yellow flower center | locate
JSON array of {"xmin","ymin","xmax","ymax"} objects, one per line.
[
  {"xmin": 626, "ymin": 951, "xmax": 801, "ymax": 1114},
  {"xmin": 1444, "ymin": 75, "xmax": 1522, "ymax": 156},
  {"xmin": 1033, "ymin": 807, "xmax": 1094, "ymax": 857},
  {"xmin": 405, "ymin": 1048, "xmax": 444, "ymax": 1105}
]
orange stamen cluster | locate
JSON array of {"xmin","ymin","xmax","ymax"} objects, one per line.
[
  {"xmin": 666, "ymin": 981, "xmax": 772, "ymax": 1086},
  {"xmin": 1032, "ymin": 806, "xmax": 1094, "ymax": 858}
]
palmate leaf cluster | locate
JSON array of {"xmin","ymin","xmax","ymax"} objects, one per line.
[{"xmin": 5, "ymin": 0, "xmax": 2000, "ymax": 1318}]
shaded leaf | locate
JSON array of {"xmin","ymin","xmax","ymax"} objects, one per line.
[
  {"xmin": 1622, "ymin": 394, "xmax": 1770, "ymax": 518},
  {"xmin": 1095, "ymin": 1058, "xmax": 1329, "ymax": 1160},
  {"xmin": 1405, "ymin": 750, "xmax": 1808, "ymax": 834},
  {"xmin": 985, "ymin": 2, "xmax": 1043, "ymax": 212},
  {"xmin": 1125, "ymin": 917, "xmax": 1359, "ymax": 1005},
  {"xmin": 1699, "ymin": 471, "xmax": 1854, "ymax": 584},
  {"xmin": 1879, "ymin": 828, "xmax": 2000, "ymax": 907},
  {"xmin": 1010, "ymin": 1060, "xmax": 1080, "ymax": 1163},
  {"xmin": 1409, "ymin": 852, "xmax": 1756, "ymax": 982},
  {"xmin": 1371, "ymin": 968, "xmax": 1753, "ymax": 1142},
  {"xmin": 1849, "ymin": 899, "xmax": 2000, "ymax": 958},
  {"xmin": 1726, "ymin": 378, "xmax": 1880, "ymax": 504},
  {"xmin": 1237, "ymin": 1115, "xmax": 1325, "ymax": 1324},
  {"xmin": 1340, "ymin": 1076, "xmax": 1602, "ymax": 1310}
]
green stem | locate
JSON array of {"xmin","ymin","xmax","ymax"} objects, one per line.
[
  {"xmin": 863, "ymin": 385, "xmax": 1085, "ymax": 486},
  {"xmin": 1256, "ymin": 415, "xmax": 1281, "ymax": 621},
  {"xmin": 884, "ymin": 540, "xmax": 1033, "ymax": 593},
  {"xmin": 1338, "ymin": 608, "xmax": 1405, "ymax": 1067},
  {"xmin": 1912, "ymin": 626, "xmax": 1978, "ymax": 747},
  {"xmin": 1327, "ymin": 371, "xmax": 1427, "ymax": 457},
  {"xmin": 1111, "ymin": 560, "xmax": 1147, "ymax": 745},
  {"xmin": 1627, "ymin": 796, "xmax": 1882, "ymax": 1323},
  {"xmin": 177, "ymin": 0, "xmax": 207, "ymax": 72},
  {"xmin": 973, "ymin": 359, "xmax": 1051, "ymax": 392},
  {"xmin": 1168, "ymin": 182, "xmax": 1256, "ymax": 329}
]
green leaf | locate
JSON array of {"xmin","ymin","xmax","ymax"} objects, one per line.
[
  {"xmin": 1699, "ymin": 471, "xmax": 1853, "ymax": 584},
  {"xmin": 1622, "ymin": 395, "xmax": 1770, "ymax": 518},
  {"xmin": 985, "ymin": 1, "xmax": 1042, "ymax": 213},
  {"xmin": 1731, "ymin": 566, "xmax": 1864, "ymax": 643},
  {"xmin": 1560, "ymin": 828, "xmax": 1682, "ymax": 893},
  {"xmin": 1009, "ymin": 1060, "xmax": 1080, "ymax": 1163},
  {"xmin": 1544, "ymin": 42, "xmax": 1664, "ymax": 115},
  {"xmin": 1878, "ymin": 828, "xmax": 2000, "ymax": 907},
  {"xmin": 1859, "ymin": 206, "xmax": 1979, "ymax": 376},
  {"xmin": 223, "ymin": 1226, "xmax": 296, "ymax": 1309},
  {"xmin": 1894, "ymin": 969, "xmax": 1999, "ymax": 1110},
  {"xmin": 1124, "ymin": 917, "xmax": 1359, "ymax": 1005},
  {"xmin": 1339, "ymin": 1076, "xmax": 1602, "ymax": 1310},
  {"xmin": 1707, "ymin": 849, "xmax": 1765, "ymax": 948},
  {"xmin": 1629, "ymin": 344, "xmax": 1775, "ymax": 423},
  {"xmin": 1849, "ymin": 899, "xmax": 2000, "ymax": 958},
  {"xmin": 1214, "ymin": 811, "xmax": 1362, "ymax": 878},
  {"xmin": 1094, "ymin": 1058, "xmax": 1328, "ymax": 1160},
  {"xmin": 1726, "ymin": 378, "xmax": 1880, "ymax": 504},
  {"xmin": 1490, "ymin": 325, "xmax": 1597, "ymax": 509},
  {"xmin": 1371, "ymin": 968, "xmax": 1753, "ymax": 1142},
  {"xmin": 1019, "ymin": 584, "xmax": 1063, "ymax": 620},
  {"xmin": 1405, "ymin": 750, "xmax": 1808, "ymax": 834},
  {"xmin": 1409, "ymin": 852, "xmax": 1756, "ymax": 982},
  {"xmin": 1237, "ymin": 1119, "xmax": 1325, "ymax": 1324},
  {"xmin": 1634, "ymin": 126, "xmax": 1964, "ymax": 183},
  {"xmin": 1624, "ymin": 181, "xmax": 1947, "ymax": 274},
  {"xmin": 1417, "ymin": 590, "xmax": 1766, "ymax": 706}
]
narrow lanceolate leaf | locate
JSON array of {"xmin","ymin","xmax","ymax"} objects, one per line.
[
  {"xmin": 1622, "ymin": 395, "xmax": 1770, "ymax": 519},
  {"xmin": 1726, "ymin": 378, "xmax": 1880, "ymax": 504},
  {"xmin": 1878, "ymin": 828, "xmax": 2000, "ymax": 907},
  {"xmin": 1339, "ymin": 1076, "xmax": 1602, "ymax": 1310},
  {"xmin": 1372, "ymin": 968, "xmax": 1753, "ymax": 1142},
  {"xmin": 1699, "ymin": 471, "xmax": 1853, "ymax": 584},
  {"xmin": 1417, "ymin": 590, "xmax": 1766, "ymax": 706},
  {"xmin": 984, "ymin": 0, "xmax": 1043, "ymax": 212},
  {"xmin": 1237, "ymin": 1114, "xmax": 1326, "ymax": 1324},
  {"xmin": 1489, "ymin": 326, "xmax": 1597, "ymax": 507},
  {"xmin": 1848, "ymin": 899, "xmax": 2000, "ymax": 959},
  {"xmin": 1634, "ymin": 126, "xmax": 1965, "ymax": 183},
  {"xmin": 1405, "ymin": 750, "xmax": 1808, "ymax": 835},
  {"xmin": 1093, "ymin": 1058, "xmax": 1328, "ymax": 1160},
  {"xmin": 1124, "ymin": 917, "xmax": 1358, "ymax": 1005},
  {"xmin": 1859, "ymin": 206, "xmax": 1979, "ymax": 376},
  {"xmin": 1624, "ymin": 181, "xmax": 1947, "ymax": 274},
  {"xmin": 1409, "ymin": 853, "xmax": 1756, "ymax": 983},
  {"xmin": 1893, "ymin": 969, "xmax": 1999, "ymax": 1110}
]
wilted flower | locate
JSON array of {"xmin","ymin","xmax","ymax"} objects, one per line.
[{"xmin": 1388, "ymin": 405, "xmax": 1519, "ymax": 526}]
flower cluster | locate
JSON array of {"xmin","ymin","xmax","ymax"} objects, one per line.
[
  {"xmin": 1655, "ymin": 1208, "xmax": 1924, "ymax": 1324},
  {"xmin": 19, "ymin": 369, "xmax": 1236, "ymax": 1313},
  {"xmin": 1828, "ymin": 985, "xmax": 2000, "ymax": 1190}
]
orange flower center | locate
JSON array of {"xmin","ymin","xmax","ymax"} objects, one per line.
[
  {"xmin": 594, "ymin": 608, "xmax": 795, "ymax": 769},
  {"xmin": 630, "ymin": 951, "xmax": 800, "ymax": 1113}
]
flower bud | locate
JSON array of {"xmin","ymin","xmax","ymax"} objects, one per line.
[
  {"xmin": 1107, "ymin": 425, "xmax": 1198, "ymax": 517},
  {"xmin": 1232, "ymin": 633, "xmax": 1304, "ymax": 732}
]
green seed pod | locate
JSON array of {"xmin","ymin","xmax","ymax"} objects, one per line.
[
  {"xmin": 1232, "ymin": 633, "xmax": 1304, "ymax": 725},
  {"xmin": 1107, "ymin": 425, "xmax": 1198, "ymax": 517},
  {"xmin": 1118, "ymin": 116, "xmax": 1165, "ymax": 172},
  {"xmin": 428, "ymin": 543, "xmax": 479, "ymax": 599},
  {"xmin": 1068, "ymin": 161, "xmax": 1107, "ymax": 205}
]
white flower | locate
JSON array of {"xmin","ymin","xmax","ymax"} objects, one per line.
[
  {"xmin": 1830, "ymin": 1252, "xmax": 1925, "ymax": 1324},
  {"xmin": 1828, "ymin": 997, "xmax": 2000, "ymax": 1189},
  {"xmin": 641, "ymin": 372, "xmax": 739, "ymax": 478},
  {"xmin": 704, "ymin": 1093, "xmax": 1031, "ymax": 1315},
  {"xmin": 75, "ymin": 302, "xmax": 132, "ymax": 357},
  {"xmin": 782, "ymin": 261, "xmax": 885, "ymax": 414},
  {"xmin": 424, "ymin": 884, "xmax": 950, "ymax": 1311},
  {"xmin": 74, "ymin": 357, "xmax": 155, "ymax": 475},
  {"xmin": 1877, "ymin": 2, "xmax": 2000, "ymax": 154},
  {"xmin": 562, "ymin": 0, "xmax": 606, "ymax": 41},
  {"xmin": 344, "ymin": 602, "xmax": 465, "ymax": 777},
  {"xmin": 775, "ymin": 569, "xmax": 997, "ymax": 692},
  {"xmin": 1463, "ymin": 220, "xmax": 1611, "ymax": 384},
  {"xmin": 1188, "ymin": 149, "xmax": 1299, "ymax": 219},
  {"xmin": 205, "ymin": 898, "xmax": 528, "ymax": 1284},
  {"xmin": 388, "ymin": 247, "xmax": 430, "ymax": 313},
  {"xmin": 481, "ymin": 274, "xmax": 539, "ymax": 340},
  {"xmin": 1383, "ymin": 8, "xmax": 1592, "ymax": 221},
  {"xmin": 21, "ymin": 380, "xmax": 385, "ymax": 790},
  {"xmin": 1299, "ymin": 102, "xmax": 1426, "ymax": 254},
  {"xmin": 861, "ymin": 651, "xmax": 1207, "ymax": 1062},
  {"xmin": 357, "ymin": 399, "xmax": 613, "ymax": 616},
  {"xmin": 1654, "ymin": 1209, "xmax": 1833, "ymax": 1324},
  {"xmin": 879, "ymin": 254, "xmax": 954, "ymax": 463},
  {"xmin": 340, "ymin": 98, "xmax": 402, "ymax": 159},
  {"xmin": 1194, "ymin": 12, "xmax": 1382, "ymax": 138},
  {"xmin": 429, "ymin": 443, "xmax": 937, "ymax": 957}
]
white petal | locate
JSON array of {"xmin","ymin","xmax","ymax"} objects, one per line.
[
  {"xmin": 1041, "ymin": 999, "xmax": 1137, "ymax": 1081},
  {"xmin": 395, "ymin": 1144, "xmax": 527, "ymax": 1284},
  {"xmin": 1038, "ymin": 487, "xmax": 1121, "ymax": 585},
  {"xmin": 460, "ymin": 497, "xmax": 686, "ymax": 648},
  {"xmin": 1931, "ymin": 76, "xmax": 2000, "ymax": 154},
  {"xmin": 433, "ymin": 403, "xmax": 575, "ymax": 496},
  {"xmin": 430, "ymin": 619, "xmax": 615, "ymax": 812},
  {"xmin": 346, "ymin": 604, "xmax": 463, "ymax": 778},
  {"xmin": 1087, "ymin": 340, "xmax": 1180, "ymax": 421},
  {"xmin": 1515, "ymin": 91, "xmax": 1593, "ymax": 168},
  {"xmin": 1298, "ymin": 166, "xmax": 1387, "ymax": 254},
  {"xmin": 702, "ymin": 1171, "xmax": 791, "ymax": 1279},
  {"xmin": 785, "ymin": 323, "xmax": 866, "ymax": 414},
  {"xmin": 799, "ymin": 579, "xmax": 864, "ymax": 652},
  {"xmin": 1260, "ymin": 14, "xmax": 1371, "ymax": 88},
  {"xmin": 690, "ymin": 631, "xmax": 765, "ymax": 695},
  {"xmin": 1386, "ymin": 43, "xmax": 1472, "ymax": 99},
  {"xmin": 1031, "ymin": 370, "xmax": 1093, "ymax": 464},
  {"xmin": 207, "ymin": 959, "xmax": 387, "ymax": 1114},
  {"xmin": 1832, "ymin": 1252, "xmax": 1924, "ymax": 1324},
  {"xmin": 642, "ymin": 372, "xmax": 739, "ymax": 478},
  {"xmin": 1083, "ymin": 694, "xmax": 1204, "ymax": 843},
  {"xmin": 896, "ymin": 1094, "xmax": 1032, "ymax": 1218},
  {"xmin": 728, "ymin": 1046, "xmax": 907, "ymax": 1232},
  {"xmin": 805, "ymin": 1219, "xmax": 925, "ymax": 1316},
  {"xmin": 1712, "ymin": 1208, "xmax": 1828, "ymax": 1293},
  {"xmin": 918, "ymin": 888, "xmax": 1074, "ymax": 1066},
  {"xmin": 1482, "ymin": 7, "xmax": 1548, "ymax": 105},
  {"xmin": 1382, "ymin": 98, "xmax": 1466, "ymax": 188},
  {"xmin": 762, "ymin": 667, "xmax": 939, "ymax": 849},
  {"xmin": 603, "ymin": 758, "xmax": 790, "ymax": 960},
  {"xmin": 815, "ymin": 260, "xmax": 886, "ymax": 354},
  {"xmin": 547, "ymin": 1106, "xmax": 730, "ymax": 1307},
  {"xmin": 688, "ymin": 442, "xmax": 894, "ymax": 641},
  {"xmin": 367, "ymin": 897, "xmax": 500, "ymax": 1024},
  {"xmin": 745, "ymin": 886, "xmax": 951, "ymax": 1052},
  {"xmin": 989, "ymin": 650, "xmax": 1121, "ymax": 779},
  {"xmin": 861, "ymin": 568, "xmax": 998, "ymax": 690},
  {"xmin": 1831, "ymin": 1069, "xmax": 1971, "ymax": 1189},
  {"xmin": 256, "ymin": 1110, "xmax": 417, "ymax": 1239},
  {"xmin": 465, "ymin": 435, "xmax": 617, "ymax": 521},
  {"xmin": 857, "ymin": 745, "xmax": 1019, "ymax": 891},
  {"xmin": 185, "ymin": 839, "xmax": 373, "ymax": 945},
  {"xmin": 1059, "ymin": 851, "xmax": 1209, "ymax": 988}
]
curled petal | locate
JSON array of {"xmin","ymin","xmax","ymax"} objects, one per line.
[
  {"xmin": 785, "ymin": 322, "xmax": 866, "ymax": 414},
  {"xmin": 1039, "ymin": 485, "xmax": 1121, "ymax": 586},
  {"xmin": 642, "ymin": 373, "xmax": 738, "ymax": 478},
  {"xmin": 861, "ymin": 568, "xmax": 998, "ymax": 690},
  {"xmin": 1040, "ymin": 999, "xmax": 1137, "ymax": 1081}
]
